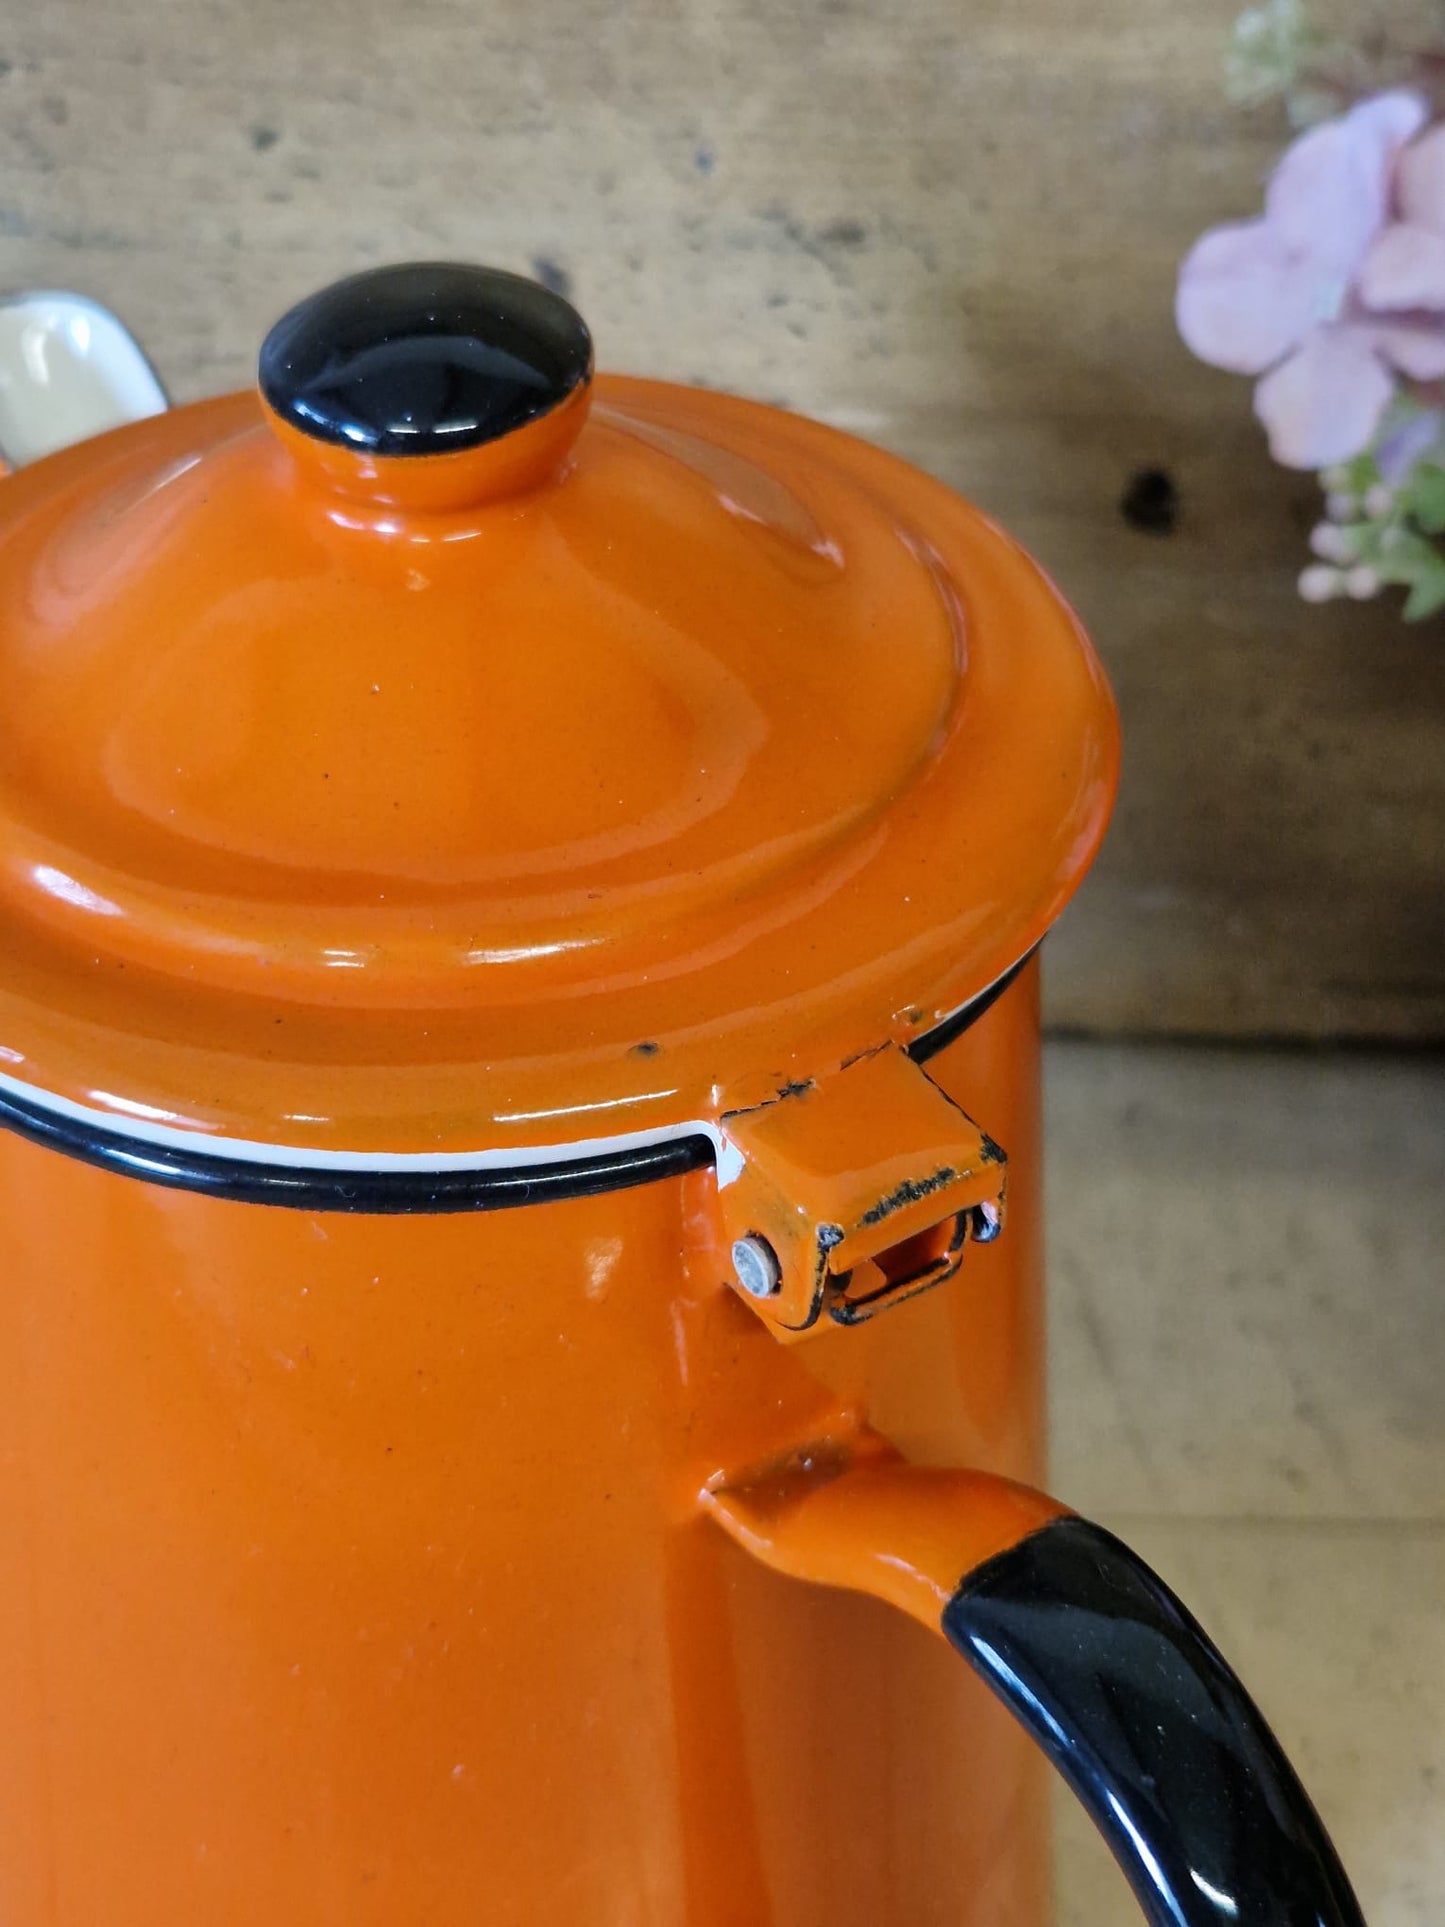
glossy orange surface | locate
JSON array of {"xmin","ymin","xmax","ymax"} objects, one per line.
[
  {"xmin": 719, "ymin": 1041, "xmax": 1009, "ymax": 1331},
  {"xmin": 0, "ymin": 962, "xmax": 1055, "ymax": 1926},
  {"xmin": 704, "ymin": 1439, "xmax": 1067, "ymax": 1631},
  {"xmin": 0, "ymin": 373, "xmax": 1116, "ymax": 1155},
  {"xmin": 0, "ymin": 277, "xmax": 1118, "ymax": 1924}
]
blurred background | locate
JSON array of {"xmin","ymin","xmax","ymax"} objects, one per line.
[{"xmin": 0, "ymin": 0, "xmax": 1440, "ymax": 1919}]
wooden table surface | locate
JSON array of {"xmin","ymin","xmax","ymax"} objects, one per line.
[
  {"xmin": 1048, "ymin": 1037, "xmax": 1445, "ymax": 1925},
  {"xmin": 1, "ymin": 0, "xmax": 1442, "ymax": 1038}
]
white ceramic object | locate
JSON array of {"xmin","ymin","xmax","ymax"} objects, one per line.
[{"xmin": 0, "ymin": 291, "xmax": 166, "ymax": 467}]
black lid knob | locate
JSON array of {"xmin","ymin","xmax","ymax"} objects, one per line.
[{"xmin": 259, "ymin": 262, "xmax": 593, "ymax": 459}]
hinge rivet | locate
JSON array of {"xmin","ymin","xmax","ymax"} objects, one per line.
[{"xmin": 731, "ymin": 1235, "xmax": 782, "ymax": 1298}]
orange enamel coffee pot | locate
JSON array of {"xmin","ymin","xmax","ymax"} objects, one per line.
[{"xmin": 0, "ymin": 267, "xmax": 1365, "ymax": 1926}]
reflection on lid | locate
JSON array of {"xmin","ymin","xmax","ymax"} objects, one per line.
[{"xmin": 599, "ymin": 406, "xmax": 844, "ymax": 568}]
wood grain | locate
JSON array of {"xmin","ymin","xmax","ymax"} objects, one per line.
[{"xmin": 0, "ymin": 0, "xmax": 1441, "ymax": 1037}]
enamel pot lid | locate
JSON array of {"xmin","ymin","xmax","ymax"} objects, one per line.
[{"xmin": 0, "ymin": 263, "xmax": 1117, "ymax": 1177}]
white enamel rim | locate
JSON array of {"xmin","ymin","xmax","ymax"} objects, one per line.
[
  {"xmin": 0, "ymin": 915, "xmax": 1025, "ymax": 1196},
  {"xmin": 0, "ymin": 1061, "xmax": 741, "ymax": 1182}
]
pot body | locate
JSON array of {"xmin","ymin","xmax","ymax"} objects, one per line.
[{"xmin": 0, "ymin": 964, "xmax": 1049, "ymax": 1927}]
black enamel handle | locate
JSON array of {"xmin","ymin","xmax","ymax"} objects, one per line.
[
  {"xmin": 945, "ymin": 1517, "xmax": 1365, "ymax": 1927},
  {"xmin": 707, "ymin": 1463, "xmax": 1366, "ymax": 1927}
]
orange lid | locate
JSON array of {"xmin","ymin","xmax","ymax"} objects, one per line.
[{"xmin": 0, "ymin": 264, "xmax": 1117, "ymax": 1163}]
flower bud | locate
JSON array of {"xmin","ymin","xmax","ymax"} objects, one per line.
[
  {"xmin": 1363, "ymin": 484, "xmax": 1394, "ymax": 518},
  {"xmin": 1310, "ymin": 523, "xmax": 1354, "ymax": 562},
  {"xmin": 1325, "ymin": 491, "xmax": 1359, "ymax": 522},
  {"xmin": 1344, "ymin": 564, "xmax": 1381, "ymax": 600},
  {"xmin": 1298, "ymin": 564, "xmax": 1344, "ymax": 602}
]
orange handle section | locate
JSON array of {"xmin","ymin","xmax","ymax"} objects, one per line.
[
  {"xmin": 700, "ymin": 1434, "xmax": 1066, "ymax": 1629},
  {"xmin": 703, "ymin": 1434, "xmax": 1367, "ymax": 1927}
]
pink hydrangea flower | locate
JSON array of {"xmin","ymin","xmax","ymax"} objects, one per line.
[{"xmin": 1177, "ymin": 91, "xmax": 1445, "ymax": 468}]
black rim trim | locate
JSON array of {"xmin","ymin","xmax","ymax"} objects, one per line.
[
  {"xmin": 0, "ymin": 1082, "xmax": 715, "ymax": 1213},
  {"xmin": 0, "ymin": 950, "xmax": 1036, "ymax": 1211},
  {"xmin": 907, "ymin": 948, "xmax": 1035, "ymax": 1065}
]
